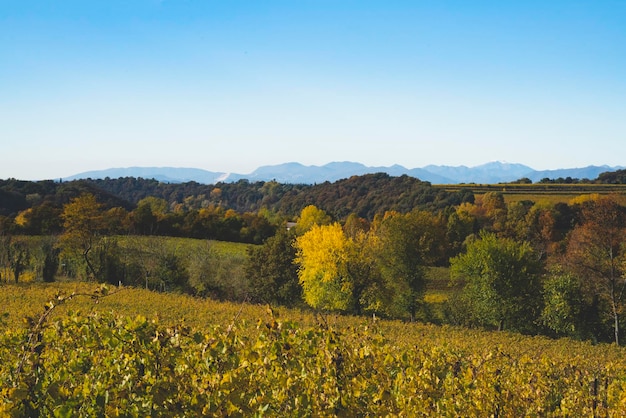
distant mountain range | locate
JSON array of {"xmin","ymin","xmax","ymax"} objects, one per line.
[{"xmin": 63, "ymin": 162, "xmax": 623, "ymax": 185}]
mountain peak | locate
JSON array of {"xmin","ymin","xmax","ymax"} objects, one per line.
[{"xmin": 64, "ymin": 162, "xmax": 623, "ymax": 185}]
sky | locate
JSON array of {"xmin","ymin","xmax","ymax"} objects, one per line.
[{"xmin": 1, "ymin": 0, "xmax": 625, "ymax": 180}]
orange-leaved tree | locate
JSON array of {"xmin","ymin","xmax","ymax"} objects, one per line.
[
  {"xmin": 60, "ymin": 194, "xmax": 106, "ymax": 280},
  {"xmin": 564, "ymin": 196, "xmax": 626, "ymax": 345}
]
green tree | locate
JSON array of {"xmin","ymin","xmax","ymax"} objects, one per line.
[
  {"xmin": 371, "ymin": 211, "xmax": 444, "ymax": 319},
  {"xmin": 6, "ymin": 237, "xmax": 30, "ymax": 283},
  {"xmin": 137, "ymin": 196, "xmax": 169, "ymax": 216},
  {"xmin": 96, "ymin": 237, "xmax": 125, "ymax": 285},
  {"xmin": 42, "ymin": 244, "xmax": 59, "ymax": 283},
  {"xmin": 344, "ymin": 230, "xmax": 382, "ymax": 315},
  {"xmin": 245, "ymin": 228, "xmax": 301, "ymax": 307},
  {"xmin": 450, "ymin": 231, "xmax": 541, "ymax": 332},
  {"xmin": 183, "ymin": 240, "xmax": 249, "ymax": 300},
  {"xmin": 502, "ymin": 200, "xmax": 534, "ymax": 240},
  {"xmin": 124, "ymin": 236, "xmax": 168, "ymax": 290},
  {"xmin": 31, "ymin": 235, "xmax": 59, "ymax": 283},
  {"xmin": 156, "ymin": 253, "xmax": 189, "ymax": 292},
  {"xmin": 446, "ymin": 205, "xmax": 477, "ymax": 255},
  {"xmin": 132, "ymin": 201, "xmax": 158, "ymax": 235},
  {"xmin": 540, "ymin": 267, "xmax": 589, "ymax": 339}
]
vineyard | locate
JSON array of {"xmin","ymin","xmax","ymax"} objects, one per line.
[
  {"xmin": 2, "ymin": 283, "xmax": 626, "ymax": 416},
  {"xmin": 437, "ymin": 183, "xmax": 626, "ymax": 205}
]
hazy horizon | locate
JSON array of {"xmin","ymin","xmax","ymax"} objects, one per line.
[
  {"xmin": 3, "ymin": 1, "xmax": 625, "ymax": 180},
  {"xmin": 18, "ymin": 160, "xmax": 622, "ymax": 184}
]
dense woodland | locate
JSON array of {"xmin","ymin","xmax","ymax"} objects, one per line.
[
  {"xmin": 0, "ymin": 173, "xmax": 472, "ymax": 228},
  {"xmin": 3, "ymin": 170, "xmax": 626, "ymax": 345}
]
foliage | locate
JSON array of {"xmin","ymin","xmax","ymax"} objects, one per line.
[
  {"xmin": 3, "ymin": 286, "xmax": 626, "ymax": 416},
  {"xmin": 540, "ymin": 267, "xmax": 589, "ymax": 339},
  {"xmin": 60, "ymin": 194, "xmax": 107, "ymax": 280},
  {"xmin": 294, "ymin": 205, "xmax": 332, "ymax": 234},
  {"xmin": 370, "ymin": 211, "xmax": 441, "ymax": 318},
  {"xmin": 450, "ymin": 231, "xmax": 542, "ymax": 332},
  {"xmin": 597, "ymin": 168, "xmax": 626, "ymax": 184},
  {"xmin": 294, "ymin": 223, "xmax": 354, "ymax": 312},
  {"xmin": 294, "ymin": 210, "xmax": 445, "ymax": 319},
  {"xmin": 563, "ymin": 196, "xmax": 626, "ymax": 345},
  {"xmin": 245, "ymin": 228, "xmax": 302, "ymax": 307},
  {"xmin": 277, "ymin": 173, "xmax": 474, "ymax": 220},
  {"xmin": 7, "ymin": 174, "xmax": 626, "ymax": 344},
  {"xmin": 4, "ymin": 236, "xmax": 30, "ymax": 283},
  {"xmin": 186, "ymin": 240, "xmax": 249, "ymax": 301},
  {"xmin": 1, "ymin": 174, "xmax": 474, "ymax": 232},
  {"xmin": 446, "ymin": 206, "xmax": 477, "ymax": 255},
  {"xmin": 38, "ymin": 237, "xmax": 60, "ymax": 283}
]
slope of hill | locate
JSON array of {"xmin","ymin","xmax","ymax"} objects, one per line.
[
  {"xmin": 3, "ymin": 283, "xmax": 626, "ymax": 416},
  {"xmin": 75, "ymin": 173, "xmax": 473, "ymax": 220}
]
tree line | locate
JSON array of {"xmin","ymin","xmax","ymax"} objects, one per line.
[
  {"xmin": 247, "ymin": 194, "xmax": 626, "ymax": 345},
  {"xmin": 0, "ymin": 174, "xmax": 471, "ymax": 239}
]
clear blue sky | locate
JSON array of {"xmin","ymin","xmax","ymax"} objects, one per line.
[{"xmin": 2, "ymin": 0, "xmax": 625, "ymax": 180}]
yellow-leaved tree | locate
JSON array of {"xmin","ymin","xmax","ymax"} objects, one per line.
[
  {"xmin": 295, "ymin": 205, "xmax": 332, "ymax": 235},
  {"xmin": 294, "ymin": 223, "xmax": 354, "ymax": 311}
]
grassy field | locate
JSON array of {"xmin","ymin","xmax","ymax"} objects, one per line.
[{"xmin": 114, "ymin": 235, "xmax": 253, "ymax": 257}]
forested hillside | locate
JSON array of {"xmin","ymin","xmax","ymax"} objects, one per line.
[
  {"xmin": 0, "ymin": 174, "xmax": 472, "ymax": 237},
  {"xmin": 76, "ymin": 173, "xmax": 474, "ymax": 219},
  {"xmin": 4, "ymin": 171, "xmax": 626, "ymax": 344}
]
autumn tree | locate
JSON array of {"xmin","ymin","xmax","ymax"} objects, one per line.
[
  {"xmin": 481, "ymin": 192, "xmax": 507, "ymax": 233},
  {"xmin": 343, "ymin": 213, "xmax": 369, "ymax": 239},
  {"xmin": 295, "ymin": 205, "xmax": 332, "ymax": 235},
  {"xmin": 502, "ymin": 200, "xmax": 534, "ymax": 240},
  {"xmin": 14, "ymin": 202, "xmax": 63, "ymax": 235},
  {"xmin": 446, "ymin": 204, "xmax": 477, "ymax": 255},
  {"xmin": 60, "ymin": 194, "xmax": 106, "ymax": 280},
  {"xmin": 450, "ymin": 231, "xmax": 542, "ymax": 332},
  {"xmin": 294, "ymin": 223, "xmax": 354, "ymax": 312},
  {"xmin": 295, "ymin": 210, "xmax": 445, "ymax": 319},
  {"xmin": 293, "ymin": 220, "xmax": 388, "ymax": 315},
  {"xmin": 564, "ymin": 196, "xmax": 626, "ymax": 345},
  {"xmin": 295, "ymin": 222, "xmax": 384, "ymax": 314},
  {"xmin": 104, "ymin": 207, "xmax": 131, "ymax": 235},
  {"xmin": 522, "ymin": 203, "xmax": 560, "ymax": 259}
]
